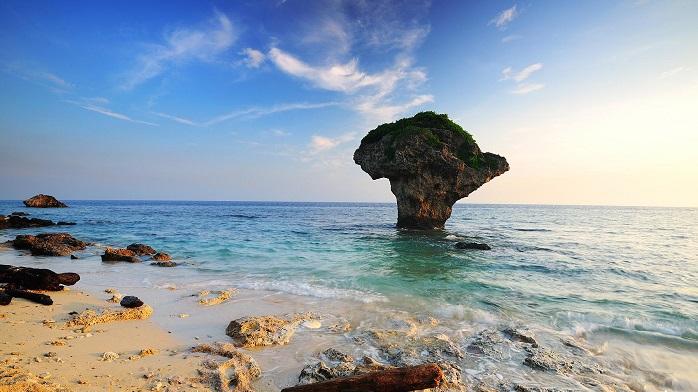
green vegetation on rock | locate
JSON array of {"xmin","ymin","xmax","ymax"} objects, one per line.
[{"xmin": 361, "ymin": 111, "xmax": 488, "ymax": 166}]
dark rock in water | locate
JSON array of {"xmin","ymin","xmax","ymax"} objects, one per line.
[
  {"xmin": 0, "ymin": 215, "xmax": 56, "ymax": 229},
  {"xmin": 12, "ymin": 233, "xmax": 89, "ymax": 256},
  {"xmin": 126, "ymin": 243, "xmax": 156, "ymax": 256},
  {"xmin": 455, "ymin": 242, "xmax": 491, "ymax": 250},
  {"xmin": 150, "ymin": 261, "xmax": 177, "ymax": 267},
  {"xmin": 70, "ymin": 255, "xmax": 78, "ymax": 260},
  {"xmin": 0, "ymin": 264, "xmax": 80, "ymax": 291},
  {"xmin": 354, "ymin": 112, "xmax": 508, "ymax": 229},
  {"xmin": 101, "ymin": 248, "xmax": 140, "ymax": 263},
  {"xmin": 10, "ymin": 212, "xmax": 29, "ymax": 216},
  {"xmin": 152, "ymin": 252, "xmax": 171, "ymax": 261},
  {"xmin": 56, "ymin": 221, "xmax": 76, "ymax": 226},
  {"xmin": 23, "ymin": 194, "xmax": 68, "ymax": 208},
  {"xmin": 0, "ymin": 292, "xmax": 12, "ymax": 306},
  {"xmin": 120, "ymin": 296, "xmax": 144, "ymax": 308}
]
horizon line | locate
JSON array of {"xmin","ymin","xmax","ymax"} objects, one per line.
[{"xmin": 1, "ymin": 199, "xmax": 695, "ymax": 209}]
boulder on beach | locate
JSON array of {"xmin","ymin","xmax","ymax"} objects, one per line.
[
  {"xmin": 0, "ymin": 264, "xmax": 80, "ymax": 291},
  {"xmin": 126, "ymin": 243, "xmax": 156, "ymax": 256},
  {"xmin": 354, "ymin": 112, "xmax": 509, "ymax": 229},
  {"xmin": 225, "ymin": 313, "xmax": 317, "ymax": 347},
  {"xmin": 11, "ymin": 233, "xmax": 88, "ymax": 257},
  {"xmin": 101, "ymin": 248, "xmax": 140, "ymax": 263},
  {"xmin": 120, "ymin": 295, "xmax": 144, "ymax": 308},
  {"xmin": 23, "ymin": 194, "xmax": 68, "ymax": 208}
]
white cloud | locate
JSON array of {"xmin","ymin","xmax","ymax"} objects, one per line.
[
  {"xmin": 309, "ymin": 132, "xmax": 357, "ymax": 153},
  {"xmin": 271, "ymin": 129, "xmax": 290, "ymax": 136},
  {"xmin": 205, "ymin": 101, "xmax": 339, "ymax": 126},
  {"xmin": 73, "ymin": 103, "xmax": 158, "ymax": 126},
  {"xmin": 152, "ymin": 111, "xmax": 199, "ymax": 126},
  {"xmin": 511, "ymin": 83, "xmax": 544, "ymax": 95},
  {"xmin": 659, "ymin": 66, "xmax": 686, "ymax": 79},
  {"xmin": 123, "ymin": 11, "xmax": 235, "ymax": 89},
  {"xmin": 2, "ymin": 63, "xmax": 73, "ymax": 90},
  {"xmin": 242, "ymin": 48, "xmax": 266, "ymax": 68},
  {"xmin": 501, "ymin": 63, "xmax": 543, "ymax": 82},
  {"xmin": 354, "ymin": 94, "xmax": 434, "ymax": 123},
  {"xmin": 501, "ymin": 34, "xmax": 522, "ymax": 43},
  {"xmin": 490, "ymin": 5, "xmax": 518, "ymax": 29}
]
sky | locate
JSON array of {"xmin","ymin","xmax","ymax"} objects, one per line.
[{"xmin": 1, "ymin": 0, "xmax": 697, "ymax": 207}]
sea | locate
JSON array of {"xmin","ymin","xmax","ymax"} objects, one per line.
[{"xmin": 1, "ymin": 200, "xmax": 696, "ymax": 390}]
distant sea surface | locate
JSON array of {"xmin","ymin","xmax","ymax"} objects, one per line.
[{"xmin": 1, "ymin": 201, "xmax": 697, "ymax": 380}]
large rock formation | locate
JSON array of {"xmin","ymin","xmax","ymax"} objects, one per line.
[
  {"xmin": 354, "ymin": 112, "xmax": 509, "ymax": 229},
  {"xmin": 23, "ymin": 194, "xmax": 68, "ymax": 208}
]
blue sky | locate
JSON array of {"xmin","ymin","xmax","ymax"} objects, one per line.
[{"xmin": 1, "ymin": 1, "xmax": 697, "ymax": 206}]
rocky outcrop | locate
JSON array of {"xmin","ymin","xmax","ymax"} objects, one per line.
[
  {"xmin": 225, "ymin": 313, "xmax": 317, "ymax": 347},
  {"xmin": 354, "ymin": 112, "xmax": 509, "ymax": 229},
  {"xmin": 11, "ymin": 233, "xmax": 88, "ymax": 256},
  {"xmin": 192, "ymin": 342, "xmax": 261, "ymax": 392},
  {"xmin": 23, "ymin": 194, "xmax": 68, "ymax": 208},
  {"xmin": 152, "ymin": 252, "xmax": 171, "ymax": 261},
  {"xmin": 120, "ymin": 296, "xmax": 144, "ymax": 308},
  {"xmin": 101, "ymin": 248, "xmax": 140, "ymax": 263},
  {"xmin": 0, "ymin": 214, "xmax": 75, "ymax": 229},
  {"xmin": 455, "ymin": 242, "xmax": 491, "ymax": 250},
  {"xmin": 126, "ymin": 243, "xmax": 156, "ymax": 256}
]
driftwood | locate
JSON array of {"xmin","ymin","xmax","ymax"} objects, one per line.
[
  {"xmin": 3, "ymin": 288, "xmax": 53, "ymax": 305},
  {"xmin": 0, "ymin": 264, "xmax": 80, "ymax": 291},
  {"xmin": 281, "ymin": 364, "xmax": 443, "ymax": 392}
]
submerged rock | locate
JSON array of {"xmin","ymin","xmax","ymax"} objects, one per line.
[
  {"xmin": 152, "ymin": 252, "xmax": 171, "ymax": 261},
  {"xmin": 354, "ymin": 112, "xmax": 508, "ymax": 229},
  {"xmin": 151, "ymin": 260, "xmax": 177, "ymax": 267},
  {"xmin": 0, "ymin": 215, "xmax": 53, "ymax": 229},
  {"xmin": 455, "ymin": 242, "xmax": 491, "ymax": 250},
  {"xmin": 225, "ymin": 312, "xmax": 316, "ymax": 347},
  {"xmin": 198, "ymin": 289, "xmax": 236, "ymax": 306},
  {"xmin": 23, "ymin": 194, "xmax": 68, "ymax": 208},
  {"xmin": 101, "ymin": 247, "xmax": 140, "ymax": 263},
  {"xmin": 11, "ymin": 233, "xmax": 88, "ymax": 256},
  {"xmin": 126, "ymin": 243, "xmax": 156, "ymax": 256},
  {"xmin": 120, "ymin": 295, "xmax": 144, "ymax": 308}
]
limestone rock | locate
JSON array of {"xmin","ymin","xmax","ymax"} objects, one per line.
[
  {"xmin": 126, "ymin": 243, "xmax": 156, "ymax": 256},
  {"xmin": 11, "ymin": 233, "xmax": 88, "ymax": 257},
  {"xmin": 101, "ymin": 247, "xmax": 140, "ymax": 263},
  {"xmin": 354, "ymin": 112, "xmax": 508, "ymax": 229},
  {"xmin": 225, "ymin": 313, "xmax": 316, "ymax": 347},
  {"xmin": 23, "ymin": 194, "xmax": 68, "ymax": 208}
]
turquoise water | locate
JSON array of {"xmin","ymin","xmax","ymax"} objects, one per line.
[{"xmin": 2, "ymin": 201, "xmax": 697, "ymax": 355}]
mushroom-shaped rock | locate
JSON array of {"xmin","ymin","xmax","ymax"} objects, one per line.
[
  {"xmin": 354, "ymin": 112, "xmax": 509, "ymax": 229},
  {"xmin": 23, "ymin": 194, "xmax": 68, "ymax": 208}
]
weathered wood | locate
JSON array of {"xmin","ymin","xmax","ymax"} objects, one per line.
[
  {"xmin": 0, "ymin": 264, "xmax": 79, "ymax": 291},
  {"xmin": 4, "ymin": 288, "xmax": 53, "ymax": 305},
  {"xmin": 281, "ymin": 363, "xmax": 443, "ymax": 392}
]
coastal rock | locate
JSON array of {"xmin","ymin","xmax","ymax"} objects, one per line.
[
  {"xmin": 298, "ymin": 349, "xmax": 391, "ymax": 385},
  {"xmin": 503, "ymin": 327, "xmax": 537, "ymax": 346},
  {"xmin": 126, "ymin": 243, "xmax": 156, "ymax": 256},
  {"xmin": 455, "ymin": 242, "xmax": 491, "ymax": 250},
  {"xmin": 152, "ymin": 252, "xmax": 172, "ymax": 261},
  {"xmin": 225, "ymin": 312, "xmax": 317, "ymax": 347},
  {"xmin": 70, "ymin": 254, "xmax": 78, "ymax": 259},
  {"xmin": 101, "ymin": 247, "xmax": 140, "ymax": 263},
  {"xmin": 151, "ymin": 260, "xmax": 177, "ymax": 267},
  {"xmin": 0, "ymin": 264, "xmax": 80, "ymax": 291},
  {"xmin": 0, "ymin": 292, "xmax": 12, "ymax": 305},
  {"xmin": 11, "ymin": 233, "xmax": 88, "ymax": 257},
  {"xmin": 466, "ymin": 329, "xmax": 507, "ymax": 358},
  {"xmin": 66, "ymin": 304, "xmax": 153, "ymax": 329},
  {"xmin": 23, "ymin": 194, "xmax": 68, "ymax": 208},
  {"xmin": 354, "ymin": 112, "xmax": 508, "ymax": 229},
  {"xmin": 0, "ymin": 214, "xmax": 54, "ymax": 229},
  {"xmin": 120, "ymin": 295, "xmax": 144, "ymax": 308},
  {"xmin": 10, "ymin": 211, "xmax": 29, "ymax": 216},
  {"xmin": 193, "ymin": 342, "xmax": 261, "ymax": 392},
  {"xmin": 198, "ymin": 289, "xmax": 237, "ymax": 306}
]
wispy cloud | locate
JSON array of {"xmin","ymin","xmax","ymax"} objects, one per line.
[
  {"xmin": 309, "ymin": 132, "xmax": 357, "ymax": 153},
  {"xmin": 122, "ymin": 10, "xmax": 235, "ymax": 89},
  {"xmin": 205, "ymin": 101, "xmax": 339, "ymax": 126},
  {"xmin": 501, "ymin": 34, "xmax": 522, "ymax": 43},
  {"xmin": 490, "ymin": 5, "xmax": 518, "ymax": 29},
  {"xmin": 511, "ymin": 83, "xmax": 544, "ymax": 95},
  {"xmin": 353, "ymin": 94, "xmax": 434, "ymax": 122},
  {"xmin": 152, "ymin": 111, "xmax": 199, "ymax": 126},
  {"xmin": 73, "ymin": 102, "xmax": 158, "ymax": 126},
  {"xmin": 659, "ymin": 66, "xmax": 686, "ymax": 79},
  {"xmin": 242, "ymin": 48, "xmax": 266, "ymax": 68},
  {"xmin": 500, "ymin": 63, "xmax": 543, "ymax": 82},
  {"xmin": 3, "ymin": 63, "xmax": 73, "ymax": 90}
]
